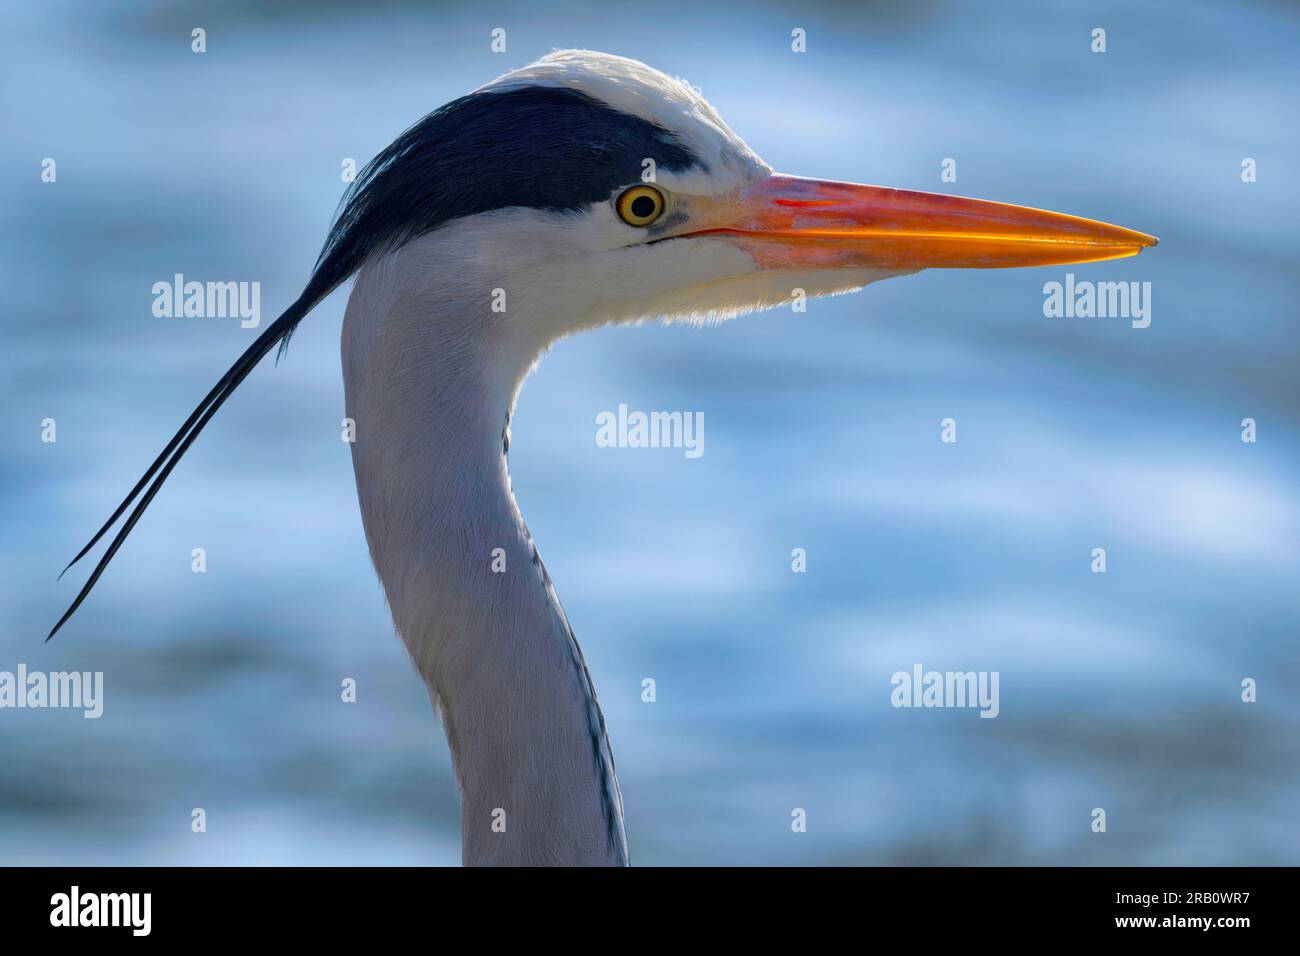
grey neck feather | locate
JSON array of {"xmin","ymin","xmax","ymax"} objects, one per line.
[{"xmin": 340, "ymin": 232, "xmax": 627, "ymax": 866}]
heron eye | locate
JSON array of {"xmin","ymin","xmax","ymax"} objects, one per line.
[{"xmin": 616, "ymin": 185, "xmax": 666, "ymax": 227}]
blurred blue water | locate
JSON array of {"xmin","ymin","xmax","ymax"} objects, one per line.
[{"xmin": 2, "ymin": 0, "xmax": 1298, "ymax": 864}]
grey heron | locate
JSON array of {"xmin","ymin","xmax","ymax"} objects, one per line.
[{"xmin": 51, "ymin": 50, "xmax": 1157, "ymax": 865}]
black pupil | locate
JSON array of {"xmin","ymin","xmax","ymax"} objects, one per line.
[{"xmin": 630, "ymin": 194, "xmax": 657, "ymax": 219}]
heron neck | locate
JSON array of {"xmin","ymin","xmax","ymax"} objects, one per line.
[{"xmin": 340, "ymin": 243, "xmax": 627, "ymax": 866}]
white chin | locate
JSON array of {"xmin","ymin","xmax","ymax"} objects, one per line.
[{"xmin": 643, "ymin": 266, "xmax": 920, "ymax": 327}]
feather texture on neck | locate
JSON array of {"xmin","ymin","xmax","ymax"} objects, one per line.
[{"xmin": 341, "ymin": 224, "xmax": 628, "ymax": 866}]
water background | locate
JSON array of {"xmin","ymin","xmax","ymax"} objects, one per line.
[{"xmin": 2, "ymin": 0, "xmax": 1297, "ymax": 864}]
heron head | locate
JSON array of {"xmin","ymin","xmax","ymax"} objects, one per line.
[{"xmin": 353, "ymin": 49, "xmax": 1155, "ymax": 341}]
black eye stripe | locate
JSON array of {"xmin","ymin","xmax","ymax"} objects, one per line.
[{"xmin": 317, "ymin": 87, "xmax": 701, "ymax": 284}]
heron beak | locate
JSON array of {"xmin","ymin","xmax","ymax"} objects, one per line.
[{"xmin": 686, "ymin": 174, "xmax": 1157, "ymax": 269}]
